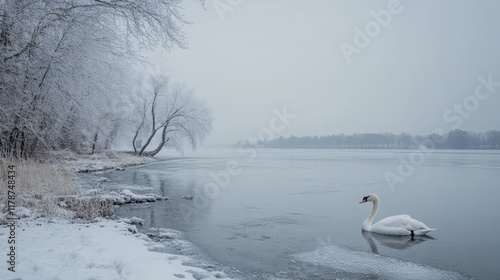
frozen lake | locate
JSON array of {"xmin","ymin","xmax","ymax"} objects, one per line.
[{"xmin": 102, "ymin": 148, "xmax": 500, "ymax": 279}]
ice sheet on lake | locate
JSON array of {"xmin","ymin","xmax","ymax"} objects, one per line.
[{"xmin": 293, "ymin": 244, "xmax": 468, "ymax": 280}]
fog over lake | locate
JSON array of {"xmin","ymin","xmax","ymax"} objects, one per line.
[{"xmin": 151, "ymin": 0, "xmax": 500, "ymax": 146}]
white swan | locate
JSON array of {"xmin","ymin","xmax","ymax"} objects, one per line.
[{"xmin": 359, "ymin": 193, "xmax": 435, "ymax": 236}]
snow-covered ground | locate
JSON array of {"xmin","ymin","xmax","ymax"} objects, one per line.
[
  {"xmin": 52, "ymin": 150, "xmax": 155, "ymax": 173},
  {"xmin": 0, "ymin": 218, "xmax": 230, "ymax": 280},
  {"xmin": 0, "ymin": 152, "xmax": 234, "ymax": 280}
]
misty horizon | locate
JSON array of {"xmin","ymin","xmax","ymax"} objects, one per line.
[{"xmin": 145, "ymin": 0, "xmax": 500, "ymax": 147}]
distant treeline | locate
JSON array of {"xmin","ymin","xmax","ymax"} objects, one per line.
[{"xmin": 243, "ymin": 130, "xmax": 500, "ymax": 150}]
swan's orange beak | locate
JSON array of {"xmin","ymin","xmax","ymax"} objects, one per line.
[{"xmin": 359, "ymin": 200, "xmax": 366, "ymax": 204}]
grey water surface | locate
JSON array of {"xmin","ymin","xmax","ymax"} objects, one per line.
[{"xmin": 98, "ymin": 149, "xmax": 500, "ymax": 279}]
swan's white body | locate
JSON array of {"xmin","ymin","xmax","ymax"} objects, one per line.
[{"xmin": 359, "ymin": 193, "xmax": 435, "ymax": 236}]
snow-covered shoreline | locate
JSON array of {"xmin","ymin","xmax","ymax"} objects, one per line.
[
  {"xmin": 53, "ymin": 150, "xmax": 156, "ymax": 173},
  {"xmin": 0, "ymin": 152, "xmax": 234, "ymax": 280},
  {"xmin": 0, "ymin": 218, "xmax": 230, "ymax": 280}
]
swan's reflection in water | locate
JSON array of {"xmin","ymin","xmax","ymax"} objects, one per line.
[{"xmin": 362, "ymin": 231, "xmax": 435, "ymax": 254}]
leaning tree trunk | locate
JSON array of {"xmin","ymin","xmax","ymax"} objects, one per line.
[
  {"xmin": 138, "ymin": 127, "xmax": 163, "ymax": 156},
  {"xmin": 144, "ymin": 121, "xmax": 172, "ymax": 157}
]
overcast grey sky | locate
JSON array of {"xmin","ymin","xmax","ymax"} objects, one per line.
[{"xmin": 147, "ymin": 0, "xmax": 500, "ymax": 145}]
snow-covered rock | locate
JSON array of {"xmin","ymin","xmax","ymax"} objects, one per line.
[
  {"xmin": 121, "ymin": 216, "xmax": 145, "ymax": 225},
  {"xmin": 96, "ymin": 177, "xmax": 109, "ymax": 182},
  {"xmin": 14, "ymin": 206, "xmax": 32, "ymax": 218},
  {"xmin": 125, "ymin": 224, "xmax": 139, "ymax": 234},
  {"xmin": 121, "ymin": 189, "xmax": 158, "ymax": 203},
  {"xmin": 98, "ymin": 189, "xmax": 168, "ymax": 205}
]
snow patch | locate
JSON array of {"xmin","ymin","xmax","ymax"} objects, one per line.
[
  {"xmin": 99, "ymin": 189, "xmax": 168, "ymax": 205},
  {"xmin": 121, "ymin": 189, "xmax": 160, "ymax": 203},
  {"xmin": 121, "ymin": 216, "xmax": 145, "ymax": 225},
  {"xmin": 14, "ymin": 206, "xmax": 32, "ymax": 218},
  {"xmin": 53, "ymin": 150, "xmax": 154, "ymax": 173}
]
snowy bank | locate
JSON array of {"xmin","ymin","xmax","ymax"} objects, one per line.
[
  {"xmin": 0, "ymin": 218, "xmax": 231, "ymax": 280},
  {"xmin": 83, "ymin": 188, "xmax": 168, "ymax": 205},
  {"xmin": 51, "ymin": 150, "xmax": 154, "ymax": 173}
]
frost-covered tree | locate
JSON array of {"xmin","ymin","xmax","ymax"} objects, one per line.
[
  {"xmin": 0, "ymin": 0, "xmax": 195, "ymax": 158},
  {"xmin": 131, "ymin": 74, "xmax": 212, "ymax": 156}
]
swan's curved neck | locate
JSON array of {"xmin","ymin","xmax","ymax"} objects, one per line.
[{"xmin": 362, "ymin": 198, "xmax": 379, "ymax": 230}]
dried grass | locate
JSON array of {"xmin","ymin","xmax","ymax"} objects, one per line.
[{"xmin": 0, "ymin": 158, "xmax": 113, "ymax": 220}]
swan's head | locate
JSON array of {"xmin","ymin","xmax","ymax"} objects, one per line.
[{"xmin": 359, "ymin": 193, "xmax": 378, "ymax": 204}]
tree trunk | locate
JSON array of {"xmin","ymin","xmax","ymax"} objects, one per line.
[
  {"xmin": 105, "ymin": 122, "xmax": 120, "ymax": 150},
  {"xmin": 91, "ymin": 131, "xmax": 98, "ymax": 154},
  {"xmin": 132, "ymin": 128, "xmax": 140, "ymax": 154},
  {"xmin": 138, "ymin": 128, "xmax": 160, "ymax": 156},
  {"xmin": 146, "ymin": 124, "xmax": 171, "ymax": 157}
]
